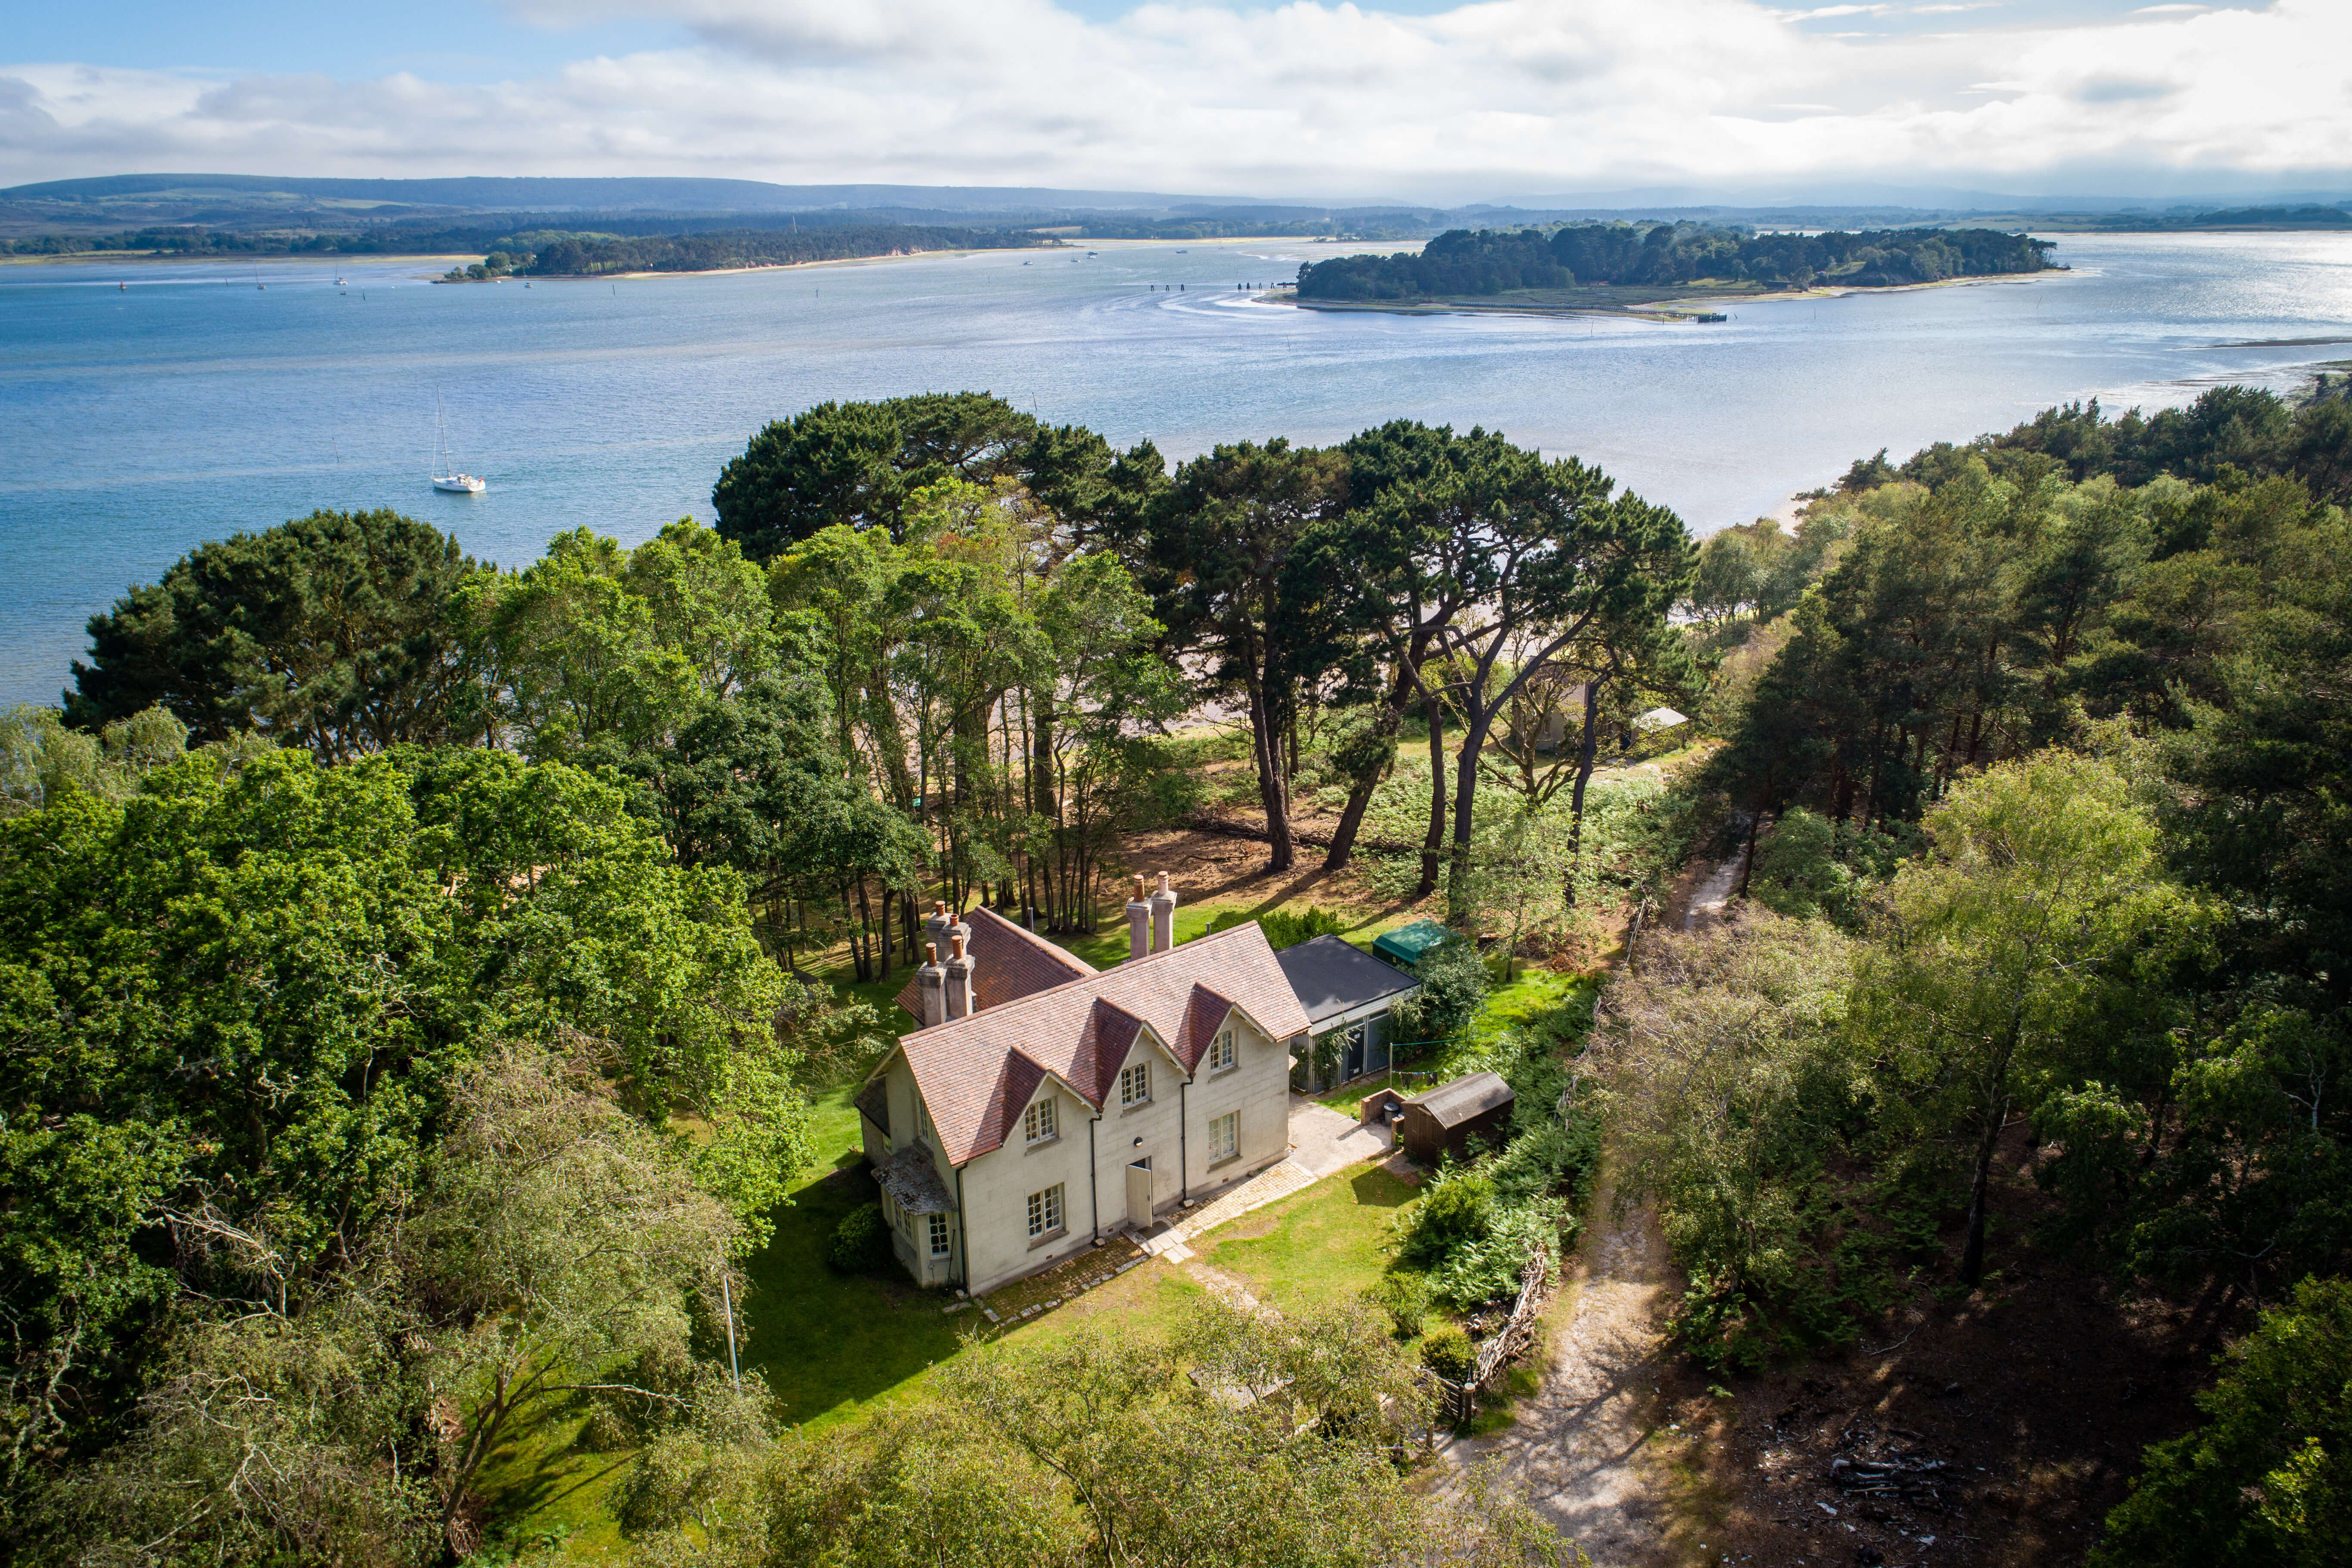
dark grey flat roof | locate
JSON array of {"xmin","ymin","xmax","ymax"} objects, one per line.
[
  {"xmin": 1406, "ymin": 1070, "xmax": 1515, "ymax": 1127},
  {"xmin": 1275, "ymin": 934, "xmax": 1419, "ymax": 1026}
]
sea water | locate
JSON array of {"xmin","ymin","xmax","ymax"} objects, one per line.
[{"xmin": 4, "ymin": 231, "xmax": 2351, "ymax": 708}]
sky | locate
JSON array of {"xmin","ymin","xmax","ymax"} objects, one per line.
[{"xmin": 3, "ymin": 1, "xmax": 2347, "ymax": 204}]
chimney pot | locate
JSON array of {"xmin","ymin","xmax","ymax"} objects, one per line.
[
  {"xmin": 916, "ymin": 943, "xmax": 948, "ymax": 1028},
  {"xmin": 945, "ymin": 927, "xmax": 976, "ymax": 1018},
  {"xmin": 1148, "ymin": 870, "xmax": 1177, "ymax": 954},
  {"xmin": 1124, "ymin": 884, "xmax": 1151, "ymax": 963}
]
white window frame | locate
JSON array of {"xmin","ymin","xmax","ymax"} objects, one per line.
[
  {"xmin": 1209, "ymin": 1027, "xmax": 1238, "ymax": 1073},
  {"xmin": 1027, "ymin": 1183, "xmax": 1065, "ymax": 1239},
  {"xmin": 1024, "ymin": 1096, "xmax": 1058, "ymax": 1144},
  {"xmin": 1120, "ymin": 1061, "xmax": 1151, "ymax": 1108},
  {"xmin": 928, "ymin": 1212, "xmax": 951, "ymax": 1258},
  {"xmin": 913, "ymin": 1094, "xmax": 935, "ymax": 1147},
  {"xmin": 1209, "ymin": 1110, "xmax": 1239, "ymax": 1163}
]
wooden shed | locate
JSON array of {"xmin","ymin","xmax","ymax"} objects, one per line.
[{"xmin": 1395, "ymin": 1071, "xmax": 1516, "ymax": 1166}]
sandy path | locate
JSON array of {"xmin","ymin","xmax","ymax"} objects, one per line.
[
  {"xmin": 1436, "ymin": 858, "xmax": 1741, "ymax": 1561},
  {"xmin": 1440, "ymin": 1168, "xmax": 1679, "ymax": 1565}
]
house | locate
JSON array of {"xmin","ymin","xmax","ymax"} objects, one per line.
[
  {"xmin": 854, "ymin": 874, "xmax": 1310, "ymax": 1294},
  {"xmin": 1377, "ymin": 1070, "xmax": 1515, "ymax": 1166},
  {"xmin": 1275, "ymin": 934, "xmax": 1420, "ymax": 1092}
]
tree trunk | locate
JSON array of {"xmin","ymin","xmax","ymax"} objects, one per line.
[
  {"xmin": 1736, "ymin": 807, "xmax": 1765, "ymax": 899},
  {"xmin": 1324, "ymin": 664, "xmax": 1414, "ymax": 872},
  {"xmin": 1446, "ymin": 700, "xmax": 1495, "ymax": 927},
  {"xmin": 1416, "ymin": 696, "xmax": 1446, "ymax": 898},
  {"xmin": 1562, "ymin": 677, "xmax": 1606, "ymax": 908},
  {"xmin": 1247, "ymin": 660, "xmax": 1294, "ymax": 874},
  {"xmin": 1959, "ymin": 1091, "xmax": 2009, "ymax": 1287}
]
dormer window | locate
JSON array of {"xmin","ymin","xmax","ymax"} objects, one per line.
[
  {"xmin": 1024, "ymin": 1096, "xmax": 1058, "ymax": 1144},
  {"xmin": 1119, "ymin": 1061, "xmax": 1151, "ymax": 1108},
  {"xmin": 1209, "ymin": 1027, "xmax": 1238, "ymax": 1073}
]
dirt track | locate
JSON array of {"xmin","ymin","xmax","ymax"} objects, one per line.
[
  {"xmin": 1442, "ymin": 1172, "xmax": 1681, "ymax": 1564},
  {"xmin": 1436, "ymin": 854, "xmax": 1748, "ymax": 1563}
]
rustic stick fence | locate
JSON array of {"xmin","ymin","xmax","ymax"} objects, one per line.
[{"xmin": 1427, "ymin": 1236, "xmax": 1556, "ymax": 1430}]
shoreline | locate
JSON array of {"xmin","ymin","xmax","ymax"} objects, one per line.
[
  {"xmin": 0, "ymin": 250, "xmax": 482, "ymax": 270},
  {"xmin": 1279, "ymin": 266, "xmax": 2068, "ymax": 322},
  {"xmin": 5, "ymin": 231, "xmax": 1352, "ymax": 283}
]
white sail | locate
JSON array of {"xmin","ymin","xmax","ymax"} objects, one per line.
[{"xmin": 430, "ymin": 391, "xmax": 485, "ymax": 494}]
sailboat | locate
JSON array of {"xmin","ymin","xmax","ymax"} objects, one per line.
[{"xmin": 430, "ymin": 392, "xmax": 485, "ymax": 494}]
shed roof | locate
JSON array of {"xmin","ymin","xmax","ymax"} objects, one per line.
[
  {"xmin": 1275, "ymin": 934, "xmax": 1419, "ymax": 1028},
  {"xmin": 1372, "ymin": 918, "xmax": 1456, "ymax": 968},
  {"xmin": 1406, "ymin": 1070, "xmax": 1515, "ymax": 1128}
]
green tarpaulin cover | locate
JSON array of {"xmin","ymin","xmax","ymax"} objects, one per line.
[{"xmin": 1372, "ymin": 918, "xmax": 1454, "ymax": 968}]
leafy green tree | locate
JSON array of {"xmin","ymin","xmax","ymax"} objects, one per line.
[
  {"xmin": 1422, "ymin": 451, "xmax": 1693, "ymax": 922},
  {"xmin": 1605, "ymin": 911, "xmax": 1858, "ymax": 1340},
  {"xmin": 1851, "ymin": 750, "xmax": 2188, "ymax": 1284},
  {"xmin": 474, "ymin": 520, "xmax": 775, "ymax": 758},
  {"xmin": 2093, "ymin": 1276, "xmax": 2352, "ymax": 1568},
  {"xmin": 1300, "ymin": 421, "xmax": 1515, "ymax": 879},
  {"xmin": 0, "ymin": 745, "xmax": 804, "ymax": 1472},
  {"xmin": 0, "ymin": 703, "xmax": 188, "ymax": 816},
  {"xmin": 36, "ymin": 1044, "xmax": 756, "ymax": 1566},
  {"xmin": 712, "ymin": 393, "xmax": 1043, "ymax": 559},
  {"xmin": 1145, "ymin": 439, "xmax": 1350, "ymax": 872},
  {"xmin": 66, "ymin": 508, "xmax": 485, "ymax": 758},
  {"xmin": 1394, "ymin": 934, "xmax": 1489, "ymax": 1045}
]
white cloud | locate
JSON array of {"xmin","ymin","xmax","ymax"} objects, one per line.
[{"xmin": 1, "ymin": 0, "xmax": 2344, "ymax": 198}]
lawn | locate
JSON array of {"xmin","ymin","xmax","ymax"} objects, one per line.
[
  {"xmin": 1192, "ymin": 1164, "xmax": 1422, "ymax": 1313},
  {"xmin": 738, "ymin": 1086, "xmax": 970, "ymax": 1434}
]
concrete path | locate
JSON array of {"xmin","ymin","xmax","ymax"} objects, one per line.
[{"xmin": 1288, "ymin": 1091, "xmax": 1393, "ymax": 1178}]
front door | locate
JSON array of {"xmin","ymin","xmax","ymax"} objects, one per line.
[{"xmin": 1125, "ymin": 1158, "xmax": 1154, "ymax": 1229}]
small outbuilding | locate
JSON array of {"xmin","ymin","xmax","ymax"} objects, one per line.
[
  {"xmin": 1393, "ymin": 1070, "xmax": 1516, "ymax": 1166},
  {"xmin": 1372, "ymin": 918, "xmax": 1455, "ymax": 971},
  {"xmin": 1276, "ymin": 934, "xmax": 1421, "ymax": 1092}
]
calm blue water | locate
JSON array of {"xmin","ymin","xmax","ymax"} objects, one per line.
[{"xmin": 6, "ymin": 231, "xmax": 2352, "ymax": 709}]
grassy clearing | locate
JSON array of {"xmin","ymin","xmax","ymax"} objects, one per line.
[
  {"xmin": 1195, "ymin": 1165, "xmax": 1422, "ymax": 1313},
  {"xmin": 739, "ymin": 1087, "xmax": 969, "ymax": 1434}
]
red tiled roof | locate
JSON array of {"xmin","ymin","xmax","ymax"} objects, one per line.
[
  {"xmin": 881, "ymin": 921, "xmax": 1313, "ymax": 1167},
  {"xmin": 893, "ymin": 905, "xmax": 1097, "ymax": 1023}
]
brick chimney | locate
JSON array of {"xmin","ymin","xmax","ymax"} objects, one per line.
[
  {"xmin": 916, "ymin": 942, "xmax": 947, "ymax": 1029},
  {"xmin": 1149, "ymin": 870, "xmax": 1177, "ymax": 954},
  {"xmin": 924, "ymin": 899, "xmax": 968, "ymax": 963},
  {"xmin": 946, "ymin": 930, "xmax": 976, "ymax": 1019},
  {"xmin": 1125, "ymin": 874, "xmax": 1151, "ymax": 962}
]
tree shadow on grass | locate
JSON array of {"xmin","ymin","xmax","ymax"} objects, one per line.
[
  {"xmin": 738, "ymin": 1163, "xmax": 969, "ymax": 1429},
  {"xmin": 1350, "ymin": 1167, "xmax": 1418, "ymax": 1209}
]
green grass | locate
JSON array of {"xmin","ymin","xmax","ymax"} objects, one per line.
[
  {"xmin": 739, "ymin": 1085, "xmax": 969, "ymax": 1434},
  {"xmin": 1192, "ymin": 1166, "xmax": 1422, "ymax": 1313}
]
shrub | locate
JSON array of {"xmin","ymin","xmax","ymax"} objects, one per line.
[
  {"xmin": 2093, "ymin": 1276, "xmax": 2352, "ymax": 1568},
  {"xmin": 1204, "ymin": 904, "xmax": 1348, "ymax": 950},
  {"xmin": 1490, "ymin": 1116, "xmax": 1599, "ymax": 1208},
  {"xmin": 1392, "ymin": 1167, "xmax": 1496, "ymax": 1269},
  {"xmin": 1395, "ymin": 934, "xmax": 1490, "ymax": 1044},
  {"xmin": 1419, "ymin": 1325, "xmax": 1476, "ymax": 1383},
  {"xmin": 828, "ymin": 1201, "xmax": 893, "ymax": 1272},
  {"xmin": 1369, "ymin": 1274, "xmax": 1431, "ymax": 1339},
  {"xmin": 1428, "ymin": 1202, "xmax": 1559, "ymax": 1307}
]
